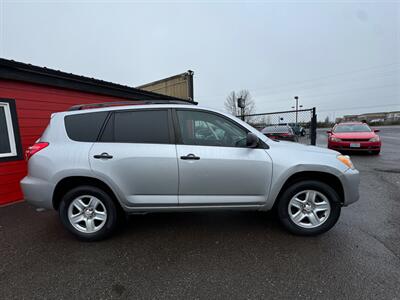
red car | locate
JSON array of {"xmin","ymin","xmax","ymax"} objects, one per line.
[
  {"xmin": 261, "ymin": 125, "xmax": 298, "ymax": 142},
  {"xmin": 327, "ymin": 122, "xmax": 381, "ymax": 154}
]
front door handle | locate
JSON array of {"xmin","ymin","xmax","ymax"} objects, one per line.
[
  {"xmin": 93, "ymin": 152, "xmax": 113, "ymax": 159},
  {"xmin": 180, "ymin": 153, "xmax": 200, "ymax": 160}
]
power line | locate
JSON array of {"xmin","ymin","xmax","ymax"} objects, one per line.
[
  {"xmin": 252, "ymin": 69, "xmax": 399, "ymax": 98},
  {"xmin": 255, "ymin": 90, "xmax": 400, "ymax": 116},
  {"xmin": 197, "ymin": 62, "xmax": 400, "ymax": 99},
  {"xmin": 292, "ymin": 83, "xmax": 399, "ymax": 100},
  {"xmin": 253, "ymin": 82, "xmax": 399, "ymax": 107},
  {"xmin": 317, "ymin": 102, "xmax": 400, "ymax": 113}
]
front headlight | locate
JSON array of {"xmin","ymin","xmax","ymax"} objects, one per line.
[
  {"xmin": 337, "ymin": 155, "xmax": 355, "ymax": 169},
  {"xmin": 330, "ymin": 136, "xmax": 341, "ymax": 142},
  {"xmin": 369, "ymin": 136, "xmax": 380, "ymax": 142}
]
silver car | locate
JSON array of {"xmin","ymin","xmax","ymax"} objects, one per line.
[{"xmin": 21, "ymin": 102, "xmax": 359, "ymax": 241}]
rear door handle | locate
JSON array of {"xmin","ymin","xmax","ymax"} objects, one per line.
[
  {"xmin": 180, "ymin": 153, "xmax": 200, "ymax": 160},
  {"xmin": 93, "ymin": 152, "xmax": 113, "ymax": 159}
]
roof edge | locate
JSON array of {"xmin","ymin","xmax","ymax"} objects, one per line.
[
  {"xmin": 0, "ymin": 58, "xmax": 194, "ymax": 103},
  {"xmin": 136, "ymin": 70, "xmax": 194, "ymax": 89}
]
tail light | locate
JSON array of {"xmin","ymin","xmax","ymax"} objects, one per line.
[{"xmin": 25, "ymin": 142, "xmax": 49, "ymax": 161}]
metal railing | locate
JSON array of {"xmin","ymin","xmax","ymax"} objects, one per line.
[{"xmin": 239, "ymin": 107, "xmax": 317, "ymax": 145}]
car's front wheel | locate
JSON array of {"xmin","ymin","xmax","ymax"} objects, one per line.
[
  {"xmin": 59, "ymin": 186, "xmax": 119, "ymax": 241},
  {"xmin": 277, "ymin": 180, "xmax": 341, "ymax": 236}
]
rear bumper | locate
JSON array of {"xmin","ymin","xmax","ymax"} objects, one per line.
[
  {"xmin": 339, "ymin": 169, "xmax": 360, "ymax": 206},
  {"xmin": 20, "ymin": 176, "xmax": 55, "ymax": 210}
]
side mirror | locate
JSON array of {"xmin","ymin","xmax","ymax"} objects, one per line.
[
  {"xmin": 326, "ymin": 130, "xmax": 332, "ymax": 134},
  {"xmin": 246, "ymin": 132, "xmax": 259, "ymax": 148},
  {"xmin": 374, "ymin": 129, "xmax": 380, "ymax": 133}
]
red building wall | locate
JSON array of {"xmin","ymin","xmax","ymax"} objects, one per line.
[{"xmin": 0, "ymin": 79, "xmax": 127, "ymax": 205}]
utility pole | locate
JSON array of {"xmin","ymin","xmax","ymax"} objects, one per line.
[{"xmin": 291, "ymin": 96, "xmax": 302, "ymax": 125}]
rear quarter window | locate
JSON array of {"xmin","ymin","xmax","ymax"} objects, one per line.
[
  {"xmin": 64, "ymin": 112, "xmax": 108, "ymax": 142},
  {"xmin": 100, "ymin": 110, "xmax": 171, "ymax": 144}
]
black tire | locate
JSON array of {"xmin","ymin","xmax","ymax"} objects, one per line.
[
  {"xmin": 59, "ymin": 185, "xmax": 119, "ymax": 241},
  {"xmin": 371, "ymin": 150, "xmax": 380, "ymax": 155},
  {"xmin": 277, "ymin": 180, "xmax": 341, "ymax": 236}
]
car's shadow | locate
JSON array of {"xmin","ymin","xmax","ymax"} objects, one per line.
[
  {"xmin": 102, "ymin": 209, "xmax": 344, "ymax": 260},
  {"xmin": 121, "ymin": 210, "xmax": 281, "ymax": 235}
]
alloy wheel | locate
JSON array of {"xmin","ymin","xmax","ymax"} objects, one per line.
[
  {"xmin": 67, "ymin": 195, "xmax": 107, "ymax": 233},
  {"xmin": 288, "ymin": 190, "xmax": 331, "ymax": 228}
]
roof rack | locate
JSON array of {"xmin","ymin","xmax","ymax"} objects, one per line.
[{"xmin": 68, "ymin": 99, "xmax": 196, "ymax": 111}]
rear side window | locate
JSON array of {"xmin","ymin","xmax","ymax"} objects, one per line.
[
  {"xmin": 65, "ymin": 112, "xmax": 108, "ymax": 142},
  {"xmin": 100, "ymin": 110, "xmax": 170, "ymax": 144}
]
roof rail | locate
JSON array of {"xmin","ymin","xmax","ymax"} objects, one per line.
[{"xmin": 68, "ymin": 99, "xmax": 196, "ymax": 111}]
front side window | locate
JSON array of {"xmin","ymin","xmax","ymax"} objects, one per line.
[
  {"xmin": 176, "ymin": 110, "xmax": 247, "ymax": 147},
  {"xmin": 101, "ymin": 110, "xmax": 170, "ymax": 144},
  {"xmin": 0, "ymin": 99, "xmax": 21, "ymax": 160}
]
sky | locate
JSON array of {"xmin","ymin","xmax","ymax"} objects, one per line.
[{"xmin": 0, "ymin": 0, "xmax": 399, "ymax": 120}]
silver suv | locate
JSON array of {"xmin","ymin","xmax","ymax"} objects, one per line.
[{"xmin": 21, "ymin": 102, "xmax": 359, "ymax": 241}]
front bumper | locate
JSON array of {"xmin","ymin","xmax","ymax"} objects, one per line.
[
  {"xmin": 328, "ymin": 141, "xmax": 381, "ymax": 151},
  {"xmin": 20, "ymin": 176, "xmax": 55, "ymax": 210},
  {"xmin": 339, "ymin": 168, "xmax": 360, "ymax": 206}
]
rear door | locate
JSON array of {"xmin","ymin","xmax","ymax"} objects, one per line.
[
  {"xmin": 174, "ymin": 109, "xmax": 272, "ymax": 205},
  {"xmin": 89, "ymin": 109, "xmax": 179, "ymax": 206}
]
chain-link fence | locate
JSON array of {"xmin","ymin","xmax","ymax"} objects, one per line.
[{"xmin": 239, "ymin": 108, "xmax": 317, "ymax": 145}]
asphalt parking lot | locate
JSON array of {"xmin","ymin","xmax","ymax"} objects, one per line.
[{"xmin": 1, "ymin": 126, "xmax": 399, "ymax": 299}]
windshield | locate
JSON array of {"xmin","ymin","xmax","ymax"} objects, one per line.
[{"xmin": 334, "ymin": 124, "xmax": 371, "ymax": 133}]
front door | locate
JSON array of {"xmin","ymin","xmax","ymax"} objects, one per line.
[
  {"xmin": 89, "ymin": 109, "xmax": 178, "ymax": 206},
  {"xmin": 174, "ymin": 109, "xmax": 272, "ymax": 205}
]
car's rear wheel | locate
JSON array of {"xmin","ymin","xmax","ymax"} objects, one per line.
[
  {"xmin": 59, "ymin": 186, "xmax": 119, "ymax": 241},
  {"xmin": 277, "ymin": 180, "xmax": 341, "ymax": 236},
  {"xmin": 370, "ymin": 150, "xmax": 380, "ymax": 155}
]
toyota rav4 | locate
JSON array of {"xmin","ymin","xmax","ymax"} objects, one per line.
[{"xmin": 21, "ymin": 102, "xmax": 359, "ymax": 241}]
